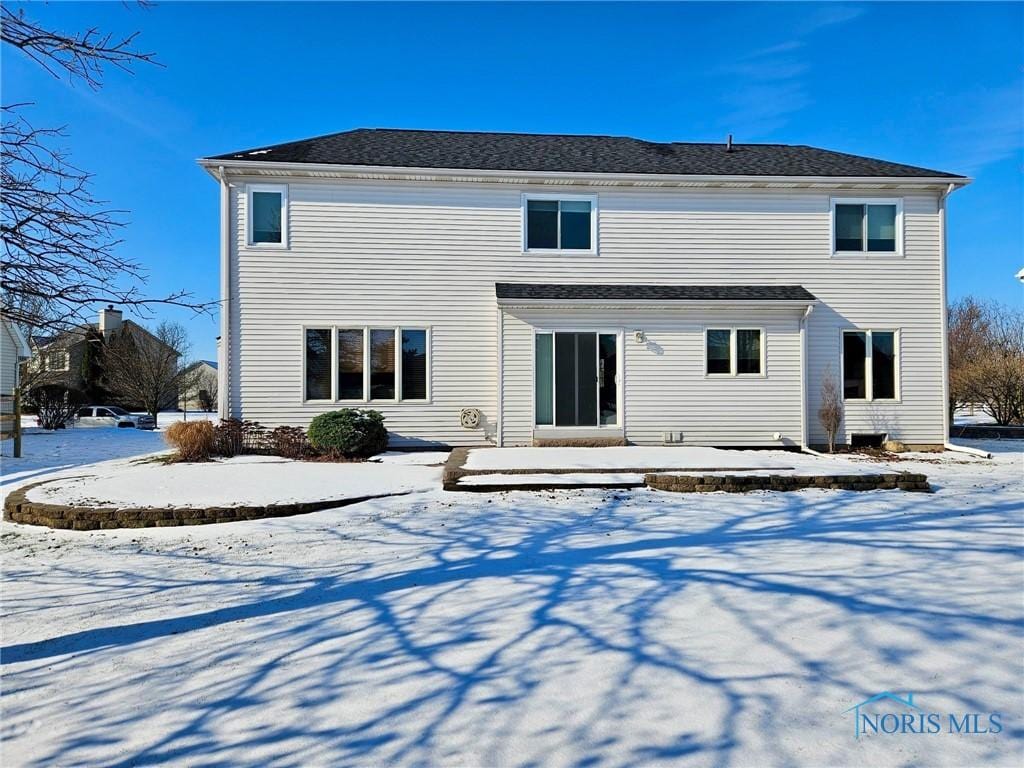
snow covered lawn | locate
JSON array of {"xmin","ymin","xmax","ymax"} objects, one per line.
[
  {"xmin": 2, "ymin": 440, "xmax": 1021, "ymax": 766},
  {"xmin": 1, "ymin": 426, "xmax": 167, "ymax": 492},
  {"xmin": 26, "ymin": 454, "xmax": 445, "ymax": 508}
]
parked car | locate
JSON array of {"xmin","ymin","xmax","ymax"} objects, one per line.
[{"xmin": 75, "ymin": 406, "xmax": 156, "ymax": 430}]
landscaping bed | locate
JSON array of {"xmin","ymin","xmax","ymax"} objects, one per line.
[{"xmin": 4, "ymin": 453, "xmax": 447, "ymax": 530}]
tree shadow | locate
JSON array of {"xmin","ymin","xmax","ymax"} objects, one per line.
[{"xmin": 3, "ymin": 478, "xmax": 1023, "ymax": 766}]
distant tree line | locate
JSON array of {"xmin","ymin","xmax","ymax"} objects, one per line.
[{"xmin": 949, "ymin": 297, "xmax": 1024, "ymax": 426}]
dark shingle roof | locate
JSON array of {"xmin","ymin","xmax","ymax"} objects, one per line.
[
  {"xmin": 207, "ymin": 128, "xmax": 963, "ymax": 178},
  {"xmin": 495, "ymin": 283, "xmax": 816, "ymax": 302}
]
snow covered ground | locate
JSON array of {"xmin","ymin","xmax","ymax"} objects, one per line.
[
  {"xmin": 2, "ymin": 439, "xmax": 1021, "ymax": 766},
  {"xmin": 459, "ymin": 471, "xmax": 645, "ymax": 486},
  {"xmin": 26, "ymin": 454, "xmax": 444, "ymax": 508},
  {"xmin": 1, "ymin": 426, "xmax": 168, "ymax": 492},
  {"xmin": 463, "ymin": 445, "xmax": 796, "ymax": 471}
]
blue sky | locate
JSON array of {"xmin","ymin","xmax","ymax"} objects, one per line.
[{"xmin": 4, "ymin": 1, "xmax": 1021, "ymax": 360}]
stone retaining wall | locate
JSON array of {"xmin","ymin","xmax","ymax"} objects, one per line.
[
  {"xmin": 3, "ymin": 480, "xmax": 403, "ymax": 531},
  {"xmin": 645, "ymin": 473, "xmax": 931, "ymax": 494}
]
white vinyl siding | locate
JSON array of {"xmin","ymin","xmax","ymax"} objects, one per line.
[
  {"xmin": 502, "ymin": 308, "xmax": 802, "ymax": 447},
  {"xmin": 225, "ymin": 179, "xmax": 944, "ymax": 446}
]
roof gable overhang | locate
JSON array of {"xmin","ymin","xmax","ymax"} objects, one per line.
[{"xmin": 198, "ymin": 158, "xmax": 971, "ymax": 192}]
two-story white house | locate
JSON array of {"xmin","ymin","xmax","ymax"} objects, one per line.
[{"xmin": 199, "ymin": 129, "xmax": 968, "ymax": 450}]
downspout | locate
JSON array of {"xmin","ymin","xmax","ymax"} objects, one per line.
[
  {"xmin": 799, "ymin": 303, "xmax": 825, "ymax": 455},
  {"xmin": 938, "ymin": 182, "xmax": 992, "ymax": 459},
  {"xmin": 215, "ymin": 165, "xmax": 231, "ymax": 421},
  {"xmin": 496, "ymin": 306, "xmax": 503, "ymax": 446}
]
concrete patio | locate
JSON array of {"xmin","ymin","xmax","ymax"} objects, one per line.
[{"xmin": 443, "ymin": 446, "xmax": 930, "ymax": 493}]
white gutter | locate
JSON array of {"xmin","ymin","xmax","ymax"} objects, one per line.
[
  {"xmin": 799, "ymin": 303, "xmax": 815, "ymax": 451},
  {"xmin": 215, "ymin": 165, "xmax": 230, "ymax": 420},
  {"xmin": 197, "ymin": 158, "xmax": 972, "ymax": 190}
]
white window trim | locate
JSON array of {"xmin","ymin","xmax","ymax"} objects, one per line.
[
  {"xmin": 840, "ymin": 328, "xmax": 901, "ymax": 402},
  {"xmin": 532, "ymin": 329, "xmax": 623, "ymax": 429},
  {"xmin": 302, "ymin": 325, "xmax": 431, "ymax": 404},
  {"xmin": 43, "ymin": 349, "xmax": 69, "ymax": 372},
  {"xmin": 521, "ymin": 193, "xmax": 599, "ymax": 255},
  {"xmin": 831, "ymin": 197, "xmax": 903, "ymax": 258},
  {"xmin": 247, "ymin": 183, "xmax": 289, "ymax": 249},
  {"xmin": 703, "ymin": 327, "xmax": 767, "ymax": 378}
]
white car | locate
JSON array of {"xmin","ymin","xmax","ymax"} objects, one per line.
[{"xmin": 75, "ymin": 406, "xmax": 156, "ymax": 430}]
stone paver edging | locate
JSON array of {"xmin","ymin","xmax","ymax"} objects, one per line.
[
  {"xmin": 646, "ymin": 472, "xmax": 931, "ymax": 494},
  {"xmin": 4, "ymin": 478, "xmax": 410, "ymax": 531},
  {"xmin": 443, "ymin": 447, "xmax": 930, "ymax": 494}
]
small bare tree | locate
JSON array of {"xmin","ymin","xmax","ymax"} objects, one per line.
[
  {"xmin": 948, "ymin": 296, "xmax": 989, "ymax": 418},
  {"xmin": 101, "ymin": 321, "xmax": 198, "ymax": 428},
  {"xmin": 971, "ymin": 302, "xmax": 1024, "ymax": 426},
  {"xmin": 198, "ymin": 376, "xmax": 218, "ymax": 413},
  {"xmin": 818, "ymin": 365, "xmax": 843, "ymax": 452}
]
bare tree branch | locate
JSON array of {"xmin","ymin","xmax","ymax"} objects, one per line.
[
  {"xmin": 1, "ymin": 4, "xmax": 160, "ymax": 90},
  {"xmin": 1, "ymin": 105, "xmax": 217, "ymax": 333}
]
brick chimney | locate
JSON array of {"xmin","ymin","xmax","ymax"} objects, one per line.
[{"xmin": 98, "ymin": 305, "xmax": 123, "ymax": 336}]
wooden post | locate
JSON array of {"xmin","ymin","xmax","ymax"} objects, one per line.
[{"xmin": 12, "ymin": 386, "xmax": 21, "ymax": 459}]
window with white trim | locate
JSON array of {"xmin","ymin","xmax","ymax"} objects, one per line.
[
  {"xmin": 832, "ymin": 198, "xmax": 901, "ymax": 254},
  {"xmin": 248, "ymin": 184, "xmax": 288, "ymax": 246},
  {"xmin": 842, "ymin": 329, "xmax": 898, "ymax": 401},
  {"xmin": 705, "ymin": 328, "xmax": 763, "ymax": 376},
  {"xmin": 303, "ymin": 327, "xmax": 429, "ymax": 403},
  {"xmin": 42, "ymin": 349, "xmax": 69, "ymax": 372},
  {"xmin": 524, "ymin": 195, "xmax": 596, "ymax": 251}
]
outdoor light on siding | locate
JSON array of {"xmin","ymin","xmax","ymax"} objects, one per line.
[{"xmin": 634, "ymin": 330, "xmax": 645, "ymax": 344}]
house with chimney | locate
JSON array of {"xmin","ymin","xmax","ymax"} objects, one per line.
[{"xmin": 25, "ymin": 306, "xmax": 181, "ymax": 408}]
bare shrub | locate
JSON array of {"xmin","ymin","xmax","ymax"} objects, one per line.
[
  {"xmin": 818, "ymin": 366, "xmax": 843, "ymax": 452},
  {"xmin": 26, "ymin": 385, "xmax": 86, "ymax": 430},
  {"xmin": 270, "ymin": 426, "xmax": 312, "ymax": 459},
  {"xmin": 165, "ymin": 420, "xmax": 215, "ymax": 462},
  {"xmin": 212, "ymin": 418, "xmax": 243, "ymax": 457}
]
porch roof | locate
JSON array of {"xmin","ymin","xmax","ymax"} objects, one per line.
[{"xmin": 495, "ymin": 283, "xmax": 817, "ymax": 304}]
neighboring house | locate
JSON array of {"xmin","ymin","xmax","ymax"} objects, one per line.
[
  {"xmin": 26, "ymin": 306, "xmax": 181, "ymax": 408},
  {"xmin": 199, "ymin": 129, "xmax": 969, "ymax": 449},
  {"xmin": 179, "ymin": 360, "xmax": 218, "ymax": 411},
  {"xmin": 1, "ymin": 316, "xmax": 31, "ymax": 437}
]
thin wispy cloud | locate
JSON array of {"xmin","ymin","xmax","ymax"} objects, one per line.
[
  {"xmin": 717, "ymin": 4, "xmax": 865, "ymax": 139},
  {"xmin": 941, "ymin": 82, "xmax": 1023, "ymax": 175}
]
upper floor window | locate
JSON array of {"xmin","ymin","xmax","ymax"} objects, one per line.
[
  {"xmin": 524, "ymin": 195, "xmax": 595, "ymax": 251},
  {"xmin": 248, "ymin": 184, "xmax": 288, "ymax": 247},
  {"xmin": 42, "ymin": 349, "xmax": 69, "ymax": 372},
  {"xmin": 705, "ymin": 328, "xmax": 764, "ymax": 376},
  {"xmin": 842, "ymin": 329, "xmax": 898, "ymax": 401},
  {"xmin": 832, "ymin": 198, "xmax": 901, "ymax": 255}
]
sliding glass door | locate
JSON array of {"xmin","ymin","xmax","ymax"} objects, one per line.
[{"xmin": 536, "ymin": 332, "xmax": 617, "ymax": 427}]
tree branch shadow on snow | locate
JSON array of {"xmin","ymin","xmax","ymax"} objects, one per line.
[{"xmin": 3, "ymin": 483, "xmax": 1023, "ymax": 767}]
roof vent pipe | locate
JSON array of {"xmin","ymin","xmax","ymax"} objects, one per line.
[{"xmin": 726, "ymin": 134, "xmax": 734, "ymax": 152}]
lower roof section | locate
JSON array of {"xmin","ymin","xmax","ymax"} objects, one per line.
[{"xmin": 495, "ymin": 283, "xmax": 817, "ymax": 304}]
